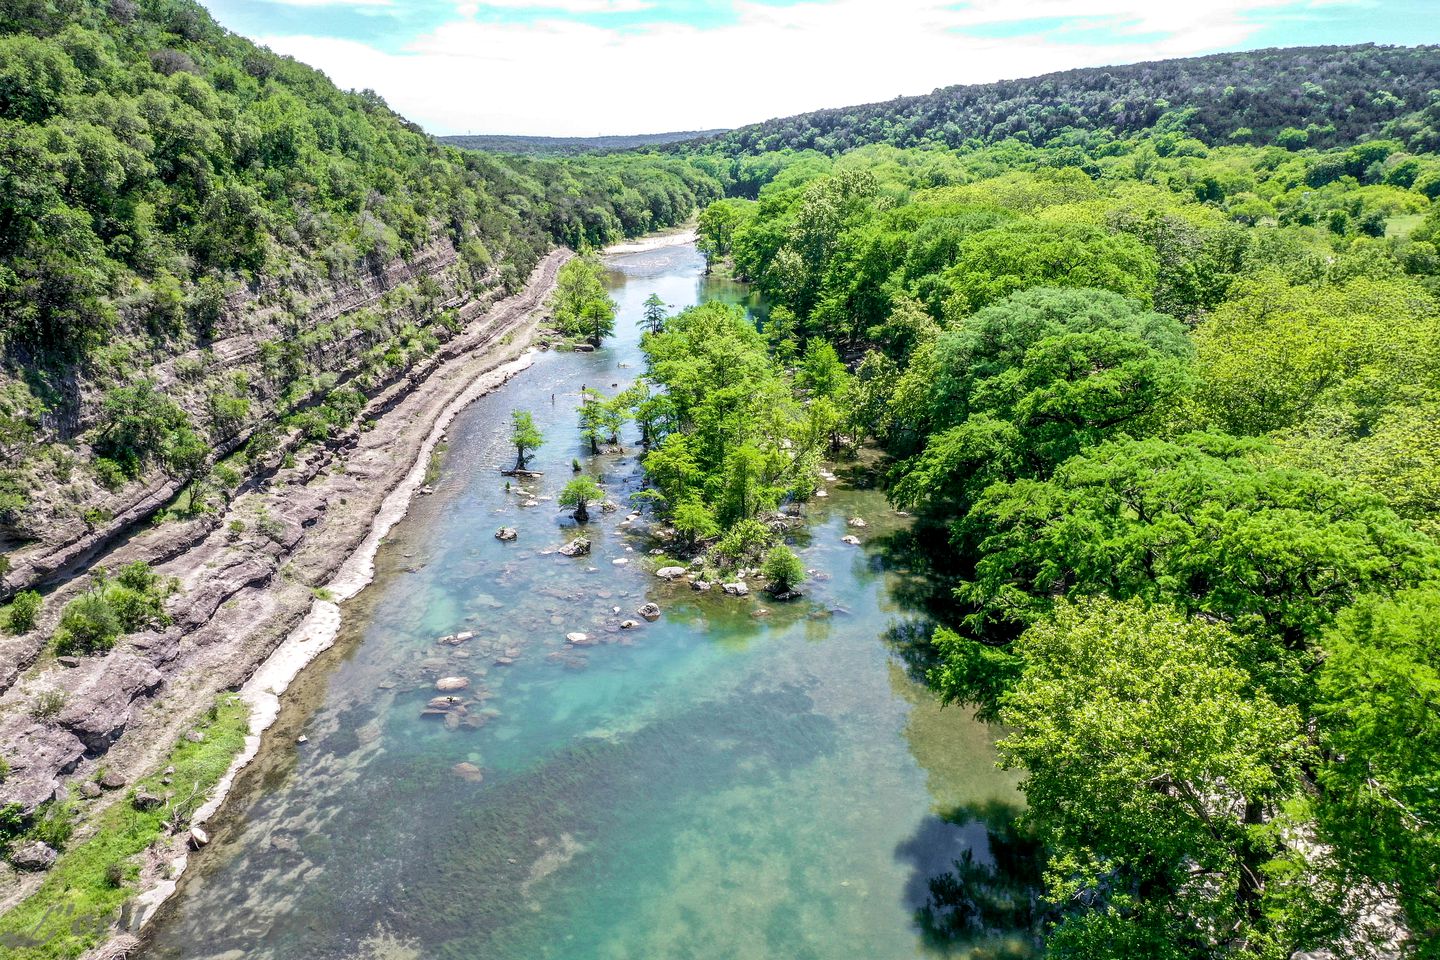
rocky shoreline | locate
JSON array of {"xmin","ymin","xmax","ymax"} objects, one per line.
[{"xmin": 0, "ymin": 248, "xmax": 571, "ymax": 948}]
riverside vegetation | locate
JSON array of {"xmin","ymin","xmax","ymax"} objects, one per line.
[
  {"xmin": 673, "ymin": 101, "xmax": 1440, "ymax": 956},
  {"xmin": 0, "ymin": 2, "xmax": 1438, "ymax": 957}
]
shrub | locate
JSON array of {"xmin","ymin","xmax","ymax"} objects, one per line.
[
  {"xmin": 762, "ymin": 545, "xmax": 806, "ymax": 594},
  {"xmin": 9, "ymin": 590, "xmax": 42, "ymax": 633},
  {"xmin": 713, "ymin": 519, "xmax": 773, "ymax": 568},
  {"xmin": 30, "ymin": 688, "xmax": 67, "ymax": 721},
  {"xmin": 29, "ymin": 800, "xmax": 75, "ymax": 850},
  {"xmin": 53, "ymin": 592, "xmax": 120, "ymax": 655}
]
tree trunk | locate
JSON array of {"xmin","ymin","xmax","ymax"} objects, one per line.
[{"xmin": 574, "ymin": 501, "xmax": 590, "ymax": 523}]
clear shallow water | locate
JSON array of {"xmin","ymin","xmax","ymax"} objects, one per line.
[{"xmin": 140, "ymin": 244, "xmax": 1029, "ymax": 960}]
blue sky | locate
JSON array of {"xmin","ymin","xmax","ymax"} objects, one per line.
[{"xmin": 202, "ymin": 0, "xmax": 1440, "ymax": 137}]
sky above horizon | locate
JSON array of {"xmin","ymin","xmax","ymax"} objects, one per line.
[{"xmin": 204, "ymin": 0, "xmax": 1440, "ymax": 137}]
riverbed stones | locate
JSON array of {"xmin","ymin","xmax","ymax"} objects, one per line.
[
  {"xmin": 655, "ymin": 566, "xmax": 687, "ymax": 581},
  {"xmin": 620, "ymin": 619, "xmax": 640, "ymax": 629},
  {"xmin": 847, "ymin": 517, "xmax": 867, "ymax": 528},
  {"xmin": 612, "ymin": 558, "xmax": 629, "ymax": 566},
  {"xmin": 452, "ymin": 762, "xmax": 484, "ymax": 783},
  {"xmin": 435, "ymin": 676, "xmax": 470, "ymax": 692},
  {"xmin": 558, "ymin": 537, "xmax": 590, "ymax": 557},
  {"xmin": 637, "ymin": 603, "xmax": 662, "ymax": 622},
  {"xmin": 691, "ymin": 580, "xmax": 712, "ymax": 592},
  {"xmin": 723, "ymin": 582, "xmax": 750, "ymax": 597},
  {"xmin": 9, "ymin": 840, "xmax": 57, "ymax": 872},
  {"xmin": 841, "ymin": 535, "xmax": 861, "ymax": 545},
  {"xmin": 495, "ymin": 527, "xmax": 518, "ymax": 541},
  {"xmin": 565, "ymin": 632, "xmax": 590, "ymax": 645}
]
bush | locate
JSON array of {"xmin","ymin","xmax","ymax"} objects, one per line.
[
  {"xmin": 762, "ymin": 545, "xmax": 806, "ymax": 594},
  {"xmin": 53, "ymin": 592, "xmax": 120, "ymax": 655},
  {"xmin": 9, "ymin": 590, "xmax": 42, "ymax": 633},
  {"xmin": 29, "ymin": 689, "xmax": 66, "ymax": 721},
  {"xmin": 713, "ymin": 519, "xmax": 773, "ymax": 568},
  {"xmin": 29, "ymin": 800, "xmax": 75, "ymax": 850}
]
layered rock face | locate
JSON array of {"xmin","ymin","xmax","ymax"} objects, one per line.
[{"xmin": 0, "ymin": 250, "xmax": 567, "ymax": 833}]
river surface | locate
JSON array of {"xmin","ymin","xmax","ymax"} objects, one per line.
[{"xmin": 140, "ymin": 242, "xmax": 1030, "ymax": 960}]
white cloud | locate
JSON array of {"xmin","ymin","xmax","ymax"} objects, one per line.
[{"xmin": 257, "ymin": 0, "xmax": 1362, "ymax": 136}]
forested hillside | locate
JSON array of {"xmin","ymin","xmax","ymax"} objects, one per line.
[
  {"xmin": 440, "ymin": 130, "xmax": 725, "ymax": 156},
  {"xmin": 665, "ymin": 104, "xmax": 1440, "ymax": 952},
  {"xmin": 0, "ymin": 0, "xmax": 719, "ymax": 585},
  {"xmin": 700, "ymin": 45, "xmax": 1440, "ymax": 156}
]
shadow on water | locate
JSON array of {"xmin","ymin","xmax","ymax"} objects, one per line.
[{"xmin": 896, "ymin": 800, "xmax": 1044, "ymax": 958}]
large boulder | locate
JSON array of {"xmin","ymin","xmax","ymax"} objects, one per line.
[
  {"xmin": 722, "ymin": 582, "xmax": 750, "ymax": 597},
  {"xmin": 558, "ymin": 538, "xmax": 591, "ymax": 557},
  {"xmin": 637, "ymin": 603, "xmax": 662, "ymax": 622},
  {"xmin": 655, "ymin": 566, "xmax": 687, "ymax": 581},
  {"xmin": 57, "ymin": 654, "xmax": 165, "ymax": 754},
  {"xmin": 8, "ymin": 840, "xmax": 57, "ymax": 872}
]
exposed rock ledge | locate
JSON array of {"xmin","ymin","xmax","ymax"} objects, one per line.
[{"xmin": 0, "ymin": 248, "xmax": 571, "ymax": 935}]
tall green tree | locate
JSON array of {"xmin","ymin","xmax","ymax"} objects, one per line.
[{"xmin": 508, "ymin": 410, "xmax": 543, "ymax": 472}]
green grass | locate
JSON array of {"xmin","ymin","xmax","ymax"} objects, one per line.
[
  {"xmin": 424, "ymin": 441, "xmax": 448, "ymax": 486},
  {"xmin": 0, "ymin": 695, "xmax": 250, "ymax": 959}
]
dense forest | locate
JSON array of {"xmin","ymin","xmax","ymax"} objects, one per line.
[
  {"xmin": 663, "ymin": 111, "xmax": 1440, "ymax": 954},
  {"xmin": 439, "ymin": 130, "xmax": 724, "ymax": 156},
  {"xmin": 0, "ymin": 0, "xmax": 722, "ymax": 573},
  {"xmin": 695, "ymin": 45, "xmax": 1440, "ymax": 158}
]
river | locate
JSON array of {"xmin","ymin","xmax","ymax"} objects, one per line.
[{"xmin": 138, "ymin": 240, "xmax": 1031, "ymax": 960}]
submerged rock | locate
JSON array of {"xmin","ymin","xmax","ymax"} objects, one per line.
[
  {"xmin": 452, "ymin": 762, "xmax": 484, "ymax": 783},
  {"xmin": 435, "ymin": 676, "xmax": 470, "ymax": 692}
]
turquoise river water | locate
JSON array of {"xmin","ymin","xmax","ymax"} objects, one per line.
[{"xmin": 138, "ymin": 241, "xmax": 1031, "ymax": 960}]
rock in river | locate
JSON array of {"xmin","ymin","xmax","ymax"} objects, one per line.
[
  {"xmin": 637, "ymin": 603, "xmax": 662, "ymax": 622},
  {"xmin": 435, "ymin": 676, "xmax": 470, "ymax": 692},
  {"xmin": 655, "ymin": 566, "xmax": 687, "ymax": 581},
  {"xmin": 723, "ymin": 582, "xmax": 750, "ymax": 597},
  {"xmin": 494, "ymin": 527, "xmax": 518, "ymax": 541},
  {"xmin": 841, "ymin": 535, "xmax": 861, "ymax": 546},
  {"xmin": 558, "ymin": 537, "xmax": 591, "ymax": 557},
  {"xmin": 452, "ymin": 762, "xmax": 484, "ymax": 783}
]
